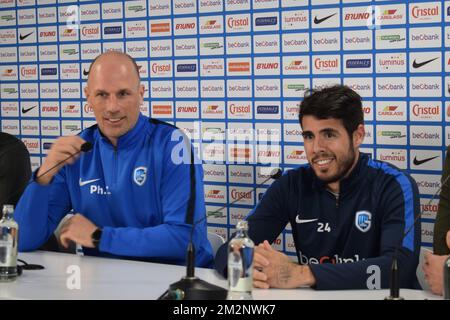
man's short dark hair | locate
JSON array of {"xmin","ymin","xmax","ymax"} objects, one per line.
[{"xmin": 298, "ymin": 85, "xmax": 364, "ymax": 137}]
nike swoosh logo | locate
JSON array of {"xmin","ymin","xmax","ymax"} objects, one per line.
[
  {"xmin": 413, "ymin": 156, "xmax": 439, "ymax": 166},
  {"xmin": 22, "ymin": 106, "xmax": 37, "ymax": 113},
  {"xmin": 83, "ymin": 69, "xmax": 89, "ymax": 76},
  {"xmin": 295, "ymin": 215, "xmax": 318, "ymax": 224},
  {"xmin": 79, "ymin": 178, "xmax": 100, "ymax": 187},
  {"xmin": 19, "ymin": 31, "xmax": 34, "ymax": 41},
  {"xmin": 412, "ymin": 57, "xmax": 438, "ymax": 69},
  {"xmin": 314, "ymin": 13, "xmax": 337, "ymax": 25}
]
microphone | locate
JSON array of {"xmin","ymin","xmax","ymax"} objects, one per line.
[
  {"xmin": 385, "ymin": 172, "xmax": 450, "ymax": 300},
  {"xmin": 34, "ymin": 141, "xmax": 93, "ymax": 182},
  {"xmin": 158, "ymin": 168, "xmax": 282, "ymax": 300},
  {"xmin": 3, "ymin": 142, "xmax": 93, "ymax": 210}
]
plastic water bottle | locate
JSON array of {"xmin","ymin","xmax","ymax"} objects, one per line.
[
  {"xmin": 227, "ymin": 220, "xmax": 254, "ymax": 300},
  {"xmin": 444, "ymin": 255, "xmax": 450, "ymax": 300},
  {"xmin": 0, "ymin": 204, "xmax": 18, "ymax": 282}
]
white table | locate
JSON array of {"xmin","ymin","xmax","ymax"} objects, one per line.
[{"xmin": 0, "ymin": 251, "xmax": 440, "ymax": 300}]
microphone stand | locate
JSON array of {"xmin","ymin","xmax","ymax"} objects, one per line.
[{"xmin": 158, "ymin": 168, "xmax": 282, "ymax": 300}]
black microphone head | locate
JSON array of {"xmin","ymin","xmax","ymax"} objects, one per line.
[
  {"xmin": 270, "ymin": 168, "xmax": 282, "ymax": 180},
  {"xmin": 81, "ymin": 142, "xmax": 93, "ymax": 152}
]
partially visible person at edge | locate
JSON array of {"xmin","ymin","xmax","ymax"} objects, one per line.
[
  {"xmin": 433, "ymin": 145, "xmax": 450, "ymax": 256},
  {"xmin": 424, "ymin": 230, "xmax": 450, "ymax": 295},
  {"xmin": 215, "ymin": 85, "xmax": 420, "ymax": 290},
  {"xmin": 425, "ymin": 145, "xmax": 450, "ymax": 295},
  {"xmin": 0, "ymin": 132, "xmax": 32, "ymax": 215},
  {"xmin": 14, "ymin": 52, "xmax": 213, "ymax": 267}
]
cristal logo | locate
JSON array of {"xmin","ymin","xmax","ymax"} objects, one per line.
[
  {"xmin": 20, "ymin": 67, "xmax": 36, "ymax": 77},
  {"xmin": 411, "ymin": 5, "xmax": 439, "ymax": 18},
  {"xmin": 23, "ymin": 140, "xmax": 38, "ymax": 149},
  {"xmin": 230, "ymin": 189, "xmax": 252, "ymax": 200},
  {"xmin": 151, "ymin": 63, "xmax": 171, "ymax": 73},
  {"xmin": 83, "ymin": 104, "xmax": 93, "ymax": 114},
  {"xmin": 344, "ymin": 13, "xmax": 370, "ymax": 21},
  {"xmin": 421, "ymin": 203, "xmax": 438, "ymax": 213},
  {"xmin": 227, "ymin": 17, "xmax": 249, "ymax": 29},
  {"xmin": 314, "ymin": 58, "xmax": 338, "ymax": 70},
  {"xmin": 82, "ymin": 26, "xmax": 99, "ymax": 36},
  {"xmin": 175, "ymin": 23, "xmax": 195, "ymax": 30},
  {"xmin": 229, "ymin": 103, "xmax": 250, "ymax": 114},
  {"xmin": 412, "ymin": 104, "xmax": 439, "ymax": 117}
]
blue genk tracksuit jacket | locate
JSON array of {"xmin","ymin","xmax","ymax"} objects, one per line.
[
  {"xmin": 15, "ymin": 114, "xmax": 213, "ymax": 267},
  {"xmin": 216, "ymin": 153, "xmax": 420, "ymax": 289}
]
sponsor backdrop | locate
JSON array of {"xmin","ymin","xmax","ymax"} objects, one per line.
[{"xmin": 0, "ymin": 0, "xmax": 448, "ymax": 254}]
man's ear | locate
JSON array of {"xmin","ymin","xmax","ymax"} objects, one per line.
[
  {"xmin": 139, "ymin": 84, "xmax": 145, "ymax": 103},
  {"xmin": 353, "ymin": 124, "xmax": 365, "ymax": 148},
  {"xmin": 84, "ymin": 86, "xmax": 90, "ymax": 100}
]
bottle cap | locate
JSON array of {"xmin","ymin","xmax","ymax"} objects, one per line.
[{"xmin": 236, "ymin": 220, "xmax": 248, "ymax": 230}]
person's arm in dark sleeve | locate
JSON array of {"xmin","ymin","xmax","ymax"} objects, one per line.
[
  {"xmin": 214, "ymin": 173, "xmax": 290, "ymax": 276},
  {"xmin": 434, "ymin": 146, "xmax": 450, "ymax": 255},
  {"xmin": 309, "ymin": 173, "xmax": 420, "ymax": 290},
  {"xmin": 0, "ymin": 140, "xmax": 31, "ymax": 209}
]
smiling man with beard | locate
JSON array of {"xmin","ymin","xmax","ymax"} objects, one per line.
[{"xmin": 215, "ymin": 85, "xmax": 420, "ymax": 290}]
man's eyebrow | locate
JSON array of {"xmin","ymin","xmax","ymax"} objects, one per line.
[{"xmin": 319, "ymin": 128, "xmax": 339, "ymax": 133}]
